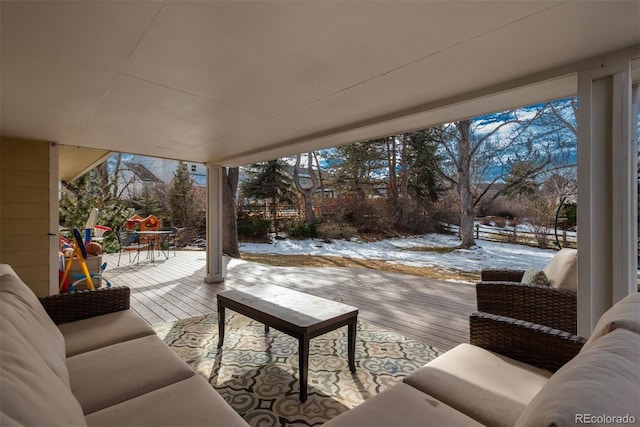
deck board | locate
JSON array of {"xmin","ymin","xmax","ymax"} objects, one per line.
[{"xmin": 100, "ymin": 251, "xmax": 477, "ymax": 352}]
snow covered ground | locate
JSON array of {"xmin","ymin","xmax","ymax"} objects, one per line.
[{"xmin": 240, "ymin": 233, "xmax": 557, "ymax": 276}]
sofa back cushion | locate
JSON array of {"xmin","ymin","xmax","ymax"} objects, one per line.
[
  {"xmin": 582, "ymin": 292, "xmax": 640, "ymax": 352},
  {"xmin": 515, "ymin": 328, "xmax": 639, "ymax": 427},
  {"xmin": 0, "ymin": 314, "xmax": 87, "ymax": 426},
  {"xmin": 542, "ymin": 248, "xmax": 577, "ymax": 290},
  {"xmin": 0, "ymin": 266, "xmax": 69, "ymax": 386}
]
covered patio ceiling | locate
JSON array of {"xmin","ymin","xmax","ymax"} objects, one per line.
[{"xmin": 1, "ymin": 1, "xmax": 639, "ymax": 181}]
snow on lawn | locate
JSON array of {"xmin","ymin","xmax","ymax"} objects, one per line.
[{"xmin": 240, "ymin": 233, "xmax": 557, "ymax": 274}]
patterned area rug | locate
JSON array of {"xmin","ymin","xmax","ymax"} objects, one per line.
[{"xmin": 154, "ymin": 313, "xmax": 441, "ymax": 427}]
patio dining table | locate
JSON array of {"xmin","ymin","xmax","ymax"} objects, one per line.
[{"xmin": 135, "ymin": 230, "xmax": 173, "ymax": 263}]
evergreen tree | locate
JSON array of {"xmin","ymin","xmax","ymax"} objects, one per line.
[
  {"xmin": 405, "ymin": 130, "xmax": 443, "ymax": 204},
  {"xmin": 502, "ymin": 156, "xmax": 546, "ymax": 198},
  {"xmin": 168, "ymin": 162, "xmax": 198, "ymax": 231},
  {"xmin": 241, "ymin": 160, "xmax": 296, "ymax": 231},
  {"xmin": 130, "ymin": 184, "xmax": 165, "ymax": 218}
]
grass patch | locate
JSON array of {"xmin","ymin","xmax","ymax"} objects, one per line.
[{"xmin": 240, "ymin": 253, "xmax": 479, "ymax": 282}]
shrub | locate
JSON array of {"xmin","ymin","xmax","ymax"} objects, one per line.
[
  {"xmin": 237, "ymin": 213, "xmax": 272, "ymax": 242},
  {"xmin": 561, "ymin": 202, "xmax": 577, "ymax": 229},
  {"xmin": 523, "ymin": 197, "xmax": 556, "ymax": 249},
  {"xmin": 494, "ymin": 217, "xmax": 507, "ymax": 228},
  {"xmin": 288, "ymin": 222, "xmax": 317, "ymax": 239},
  {"xmin": 480, "ymin": 217, "xmax": 493, "ymax": 226},
  {"xmin": 316, "ymin": 222, "xmax": 358, "ymax": 240},
  {"xmin": 316, "ymin": 197, "xmax": 392, "ymax": 236}
]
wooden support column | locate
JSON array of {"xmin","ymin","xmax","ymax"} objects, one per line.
[
  {"xmin": 205, "ymin": 164, "xmax": 225, "ymax": 283},
  {"xmin": 577, "ymin": 56, "xmax": 638, "ymax": 337},
  {"xmin": 49, "ymin": 142, "xmax": 60, "ymax": 295}
]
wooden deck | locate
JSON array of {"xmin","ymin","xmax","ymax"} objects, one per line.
[{"xmin": 100, "ymin": 250, "xmax": 477, "ymax": 352}]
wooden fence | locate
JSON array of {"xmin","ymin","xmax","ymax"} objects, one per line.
[
  {"xmin": 442, "ymin": 223, "xmax": 577, "ymax": 249},
  {"xmin": 241, "ymin": 204, "xmax": 303, "ymax": 221}
]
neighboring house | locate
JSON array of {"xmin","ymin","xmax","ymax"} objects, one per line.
[{"xmin": 117, "ymin": 155, "xmax": 206, "ymax": 197}]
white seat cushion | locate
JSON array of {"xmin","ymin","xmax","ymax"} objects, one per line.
[
  {"xmin": 403, "ymin": 343, "xmax": 552, "ymax": 427},
  {"xmin": 58, "ymin": 309, "xmax": 156, "ymax": 356},
  {"xmin": 67, "ymin": 335, "xmax": 195, "ymax": 414},
  {"xmin": 323, "ymin": 382, "xmax": 482, "ymax": 427},
  {"xmin": 85, "ymin": 376, "xmax": 249, "ymax": 427}
]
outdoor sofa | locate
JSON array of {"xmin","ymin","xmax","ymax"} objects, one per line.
[
  {"xmin": 325, "ymin": 288, "xmax": 640, "ymax": 426},
  {"xmin": 0, "ymin": 264, "xmax": 249, "ymax": 426}
]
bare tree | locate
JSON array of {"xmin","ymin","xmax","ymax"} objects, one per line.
[
  {"xmin": 385, "ymin": 136, "xmax": 398, "ymax": 199},
  {"xmin": 330, "ymin": 142, "xmax": 386, "ymax": 199},
  {"xmin": 429, "ymin": 99, "xmax": 578, "ymax": 248},
  {"xmin": 293, "ymin": 152, "xmax": 319, "ymax": 225},
  {"xmin": 222, "ymin": 167, "xmax": 240, "ymax": 257},
  {"xmin": 107, "ymin": 152, "xmax": 138, "ymax": 200},
  {"xmin": 384, "ymin": 135, "xmax": 411, "ymax": 228},
  {"xmin": 431, "ymin": 118, "xmax": 516, "ymax": 247},
  {"xmin": 542, "ymin": 170, "xmax": 578, "ymax": 248}
]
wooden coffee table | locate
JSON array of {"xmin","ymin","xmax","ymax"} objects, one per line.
[{"xmin": 217, "ymin": 284, "xmax": 358, "ymax": 402}]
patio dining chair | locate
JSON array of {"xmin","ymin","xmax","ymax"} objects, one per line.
[
  {"xmin": 115, "ymin": 226, "xmax": 147, "ymax": 266},
  {"xmin": 476, "ymin": 248, "xmax": 578, "ymax": 334},
  {"xmin": 165, "ymin": 226, "xmax": 179, "ymax": 257},
  {"xmin": 155, "ymin": 226, "xmax": 178, "ymax": 258}
]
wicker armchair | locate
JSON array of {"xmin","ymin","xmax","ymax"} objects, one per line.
[
  {"xmin": 476, "ymin": 248, "xmax": 578, "ymax": 334},
  {"xmin": 469, "ymin": 311, "xmax": 586, "ymax": 372}
]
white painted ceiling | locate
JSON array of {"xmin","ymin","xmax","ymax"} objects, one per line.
[{"xmin": 1, "ymin": 1, "xmax": 639, "ymax": 180}]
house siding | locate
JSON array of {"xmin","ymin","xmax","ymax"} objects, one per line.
[{"xmin": 0, "ymin": 137, "xmax": 52, "ymax": 297}]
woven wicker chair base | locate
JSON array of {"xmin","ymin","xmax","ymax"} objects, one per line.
[
  {"xmin": 470, "ymin": 312, "xmax": 585, "ymax": 372},
  {"xmin": 40, "ymin": 287, "xmax": 130, "ymax": 325}
]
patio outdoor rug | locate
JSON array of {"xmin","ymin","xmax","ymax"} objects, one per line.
[{"xmin": 153, "ymin": 313, "xmax": 441, "ymax": 427}]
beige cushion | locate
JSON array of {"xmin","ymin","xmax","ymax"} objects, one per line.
[
  {"xmin": 323, "ymin": 382, "xmax": 482, "ymax": 427},
  {"xmin": 582, "ymin": 292, "xmax": 640, "ymax": 352},
  {"xmin": 542, "ymin": 248, "xmax": 577, "ymax": 290},
  {"xmin": 0, "ymin": 270, "xmax": 69, "ymax": 386},
  {"xmin": 403, "ymin": 343, "xmax": 552, "ymax": 427},
  {"xmin": 86, "ymin": 375, "xmax": 249, "ymax": 426},
  {"xmin": 67, "ymin": 334, "xmax": 195, "ymax": 414},
  {"xmin": 516, "ymin": 328, "xmax": 640, "ymax": 427},
  {"xmin": 58, "ymin": 309, "xmax": 156, "ymax": 356},
  {"xmin": 521, "ymin": 268, "xmax": 550, "ymax": 286},
  {"xmin": 0, "ymin": 318, "xmax": 86, "ymax": 426}
]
